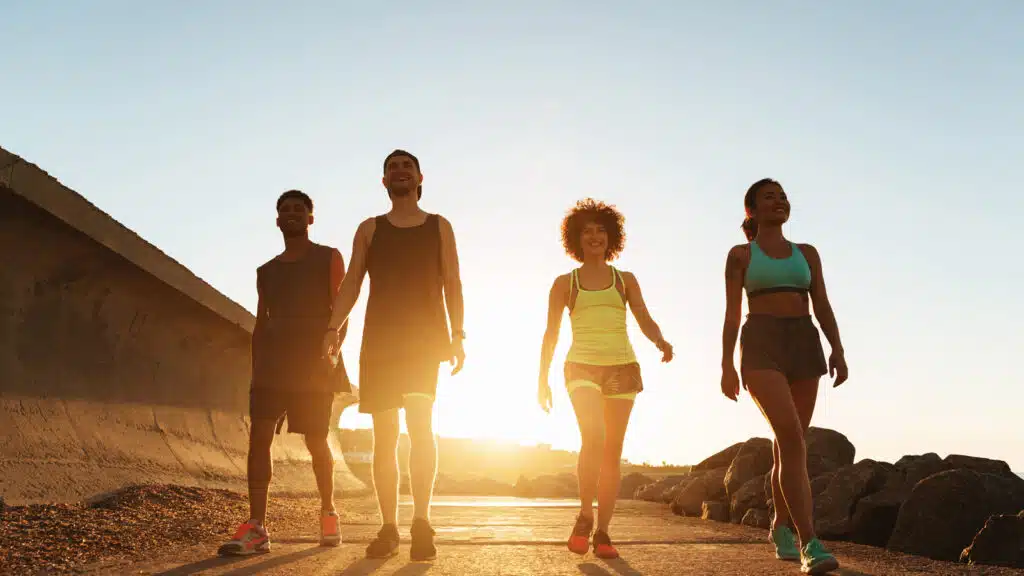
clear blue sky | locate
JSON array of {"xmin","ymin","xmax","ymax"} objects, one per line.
[{"xmin": 3, "ymin": 1, "xmax": 1022, "ymax": 471}]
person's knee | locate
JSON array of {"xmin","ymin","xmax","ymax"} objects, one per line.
[
  {"xmin": 580, "ymin": 425, "xmax": 605, "ymax": 453},
  {"xmin": 775, "ymin": 425, "xmax": 807, "ymax": 459},
  {"xmin": 603, "ymin": 437, "xmax": 625, "ymax": 461},
  {"xmin": 304, "ymin": 434, "xmax": 333, "ymax": 460}
]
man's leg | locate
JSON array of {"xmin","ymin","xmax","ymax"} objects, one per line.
[
  {"xmin": 247, "ymin": 419, "xmax": 278, "ymax": 524},
  {"xmin": 372, "ymin": 409, "xmax": 402, "ymax": 525},
  {"xmin": 364, "ymin": 408, "xmax": 402, "ymax": 558},
  {"xmin": 404, "ymin": 394, "xmax": 437, "ymax": 521},
  {"xmin": 304, "ymin": 433, "xmax": 336, "ymax": 512}
]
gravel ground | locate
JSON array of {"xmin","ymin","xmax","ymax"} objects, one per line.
[{"xmin": 0, "ymin": 484, "xmax": 374, "ymax": 576}]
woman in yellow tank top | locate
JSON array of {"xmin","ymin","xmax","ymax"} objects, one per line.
[{"xmin": 537, "ymin": 198, "xmax": 674, "ymax": 559}]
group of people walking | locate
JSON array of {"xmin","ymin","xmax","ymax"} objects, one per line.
[{"xmin": 215, "ymin": 149, "xmax": 848, "ymax": 575}]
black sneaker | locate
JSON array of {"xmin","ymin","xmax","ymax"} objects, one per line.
[
  {"xmin": 410, "ymin": 517, "xmax": 437, "ymax": 561},
  {"xmin": 365, "ymin": 524, "xmax": 400, "ymax": 559}
]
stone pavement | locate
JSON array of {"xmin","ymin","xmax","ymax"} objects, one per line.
[{"xmin": 102, "ymin": 497, "xmax": 1009, "ymax": 576}]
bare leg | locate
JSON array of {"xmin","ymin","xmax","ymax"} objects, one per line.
[
  {"xmin": 304, "ymin": 433, "xmax": 336, "ymax": 513},
  {"xmin": 597, "ymin": 398, "xmax": 634, "ymax": 532},
  {"xmin": 743, "ymin": 369, "xmax": 816, "ymax": 544},
  {"xmin": 771, "ymin": 378, "xmax": 819, "ymax": 531},
  {"xmin": 404, "ymin": 395, "xmax": 438, "ymax": 521},
  {"xmin": 569, "ymin": 387, "xmax": 605, "ymax": 520},
  {"xmin": 372, "ymin": 409, "xmax": 401, "ymax": 526},
  {"xmin": 247, "ymin": 419, "xmax": 278, "ymax": 524}
]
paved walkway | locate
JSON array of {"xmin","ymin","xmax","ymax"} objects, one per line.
[{"xmin": 102, "ymin": 497, "xmax": 1005, "ymax": 576}]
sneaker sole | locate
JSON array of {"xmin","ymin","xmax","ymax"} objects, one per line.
[
  {"xmin": 320, "ymin": 538, "xmax": 342, "ymax": 548},
  {"xmin": 411, "ymin": 553, "xmax": 437, "ymax": 562},
  {"xmin": 776, "ymin": 552, "xmax": 800, "ymax": 562},
  {"xmin": 802, "ymin": 557, "xmax": 840, "ymax": 575}
]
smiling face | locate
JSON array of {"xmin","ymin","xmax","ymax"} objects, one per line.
[
  {"xmin": 382, "ymin": 152, "xmax": 423, "ymax": 200},
  {"xmin": 752, "ymin": 181, "xmax": 790, "ymax": 227},
  {"xmin": 580, "ymin": 219, "xmax": 610, "ymax": 261},
  {"xmin": 276, "ymin": 195, "xmax": 313, "ymax": 238}
]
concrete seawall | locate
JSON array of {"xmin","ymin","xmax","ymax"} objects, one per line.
[{"xmin": 0, "ymin": 146, "xmax": 365, "ymax": 505}]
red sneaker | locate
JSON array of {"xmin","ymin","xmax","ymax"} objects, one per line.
[
  {"xmin": 217, "ymin": 520, "xmax": 270, "ymax": 556},
  {"xmin": 593, "ymin": 529, "xmax": 619, "ymax": 560},
  {"xmin": 567, "ymin": 513, "xmax": 593, "ymax": 555}
]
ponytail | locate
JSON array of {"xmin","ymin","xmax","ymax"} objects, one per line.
[
  {"xmin": 742, "ymin": 177, "xmax": 778, "ymax": 242},
  {"xmin": 741, "ymin": 217, "xmax": 758, "ymax": 241}
]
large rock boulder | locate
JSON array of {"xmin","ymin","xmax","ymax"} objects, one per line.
[
  {"xmin": 810, "ymin": 472, "xmax": 835, "ymax": 498},
  {"xmin": 701, "ymin": 500, "xmax": 730, "ymax": 522},
  {"xmin": 672, "ymin": 468, "xmax": 727, "ymax": 516},
  {"xmin": 805, "ymin": 427, "xmax": 856, "ymax": 468},
  {"xmin": 635, "ymin": 474, "xmax": 688, "ymax": 502},
  {"xmin": 959, "ymin": 510, "xmax": 1024, "ymax": 569},
  {"xmin": 693, "ymin": 442, "xmax": 744, "ymax": 472},
  {"xmin": 943, "ymin": 455, "xmax": 1016, "ymax": 478},
  {"xmin": 888, "ymin": 469, "xmax": 1024, "ymax": 562},
  {"xmin": 619, "ymin": 472, "xmax": 653, "ymax": 500},
  {"xmin": 814, "ymin": 459, "xmax": 895, "ymax": 539},
  {"xmin": 731, "ymin": 474, "xmax": 769, "ymax": 523},
  {"xmin": 894, "ymin": 453, "xmax": 951, "ymax": 490},
  {"xmin": 514, "ymin": 473, "xmax": 578, "ymax": 498},
  {"xmin": 742, "ymin": 508, "xmax": 771, "ymax": 529},
  {"xmin": 724, "ymin": 438, "xmax": 773, "ymax": 497}
]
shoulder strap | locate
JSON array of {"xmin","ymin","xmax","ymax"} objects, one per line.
[
  {"xmin": 611, "ymin": 267, "xmax": 627, "ymax": 303},
  {"xmin": 567, "ymin": 269, "xmax": 580, "ymax": 312}
]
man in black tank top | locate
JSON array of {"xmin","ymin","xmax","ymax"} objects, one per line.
[
  {"xmin": 324, "ymin": 150, "xmax": 465, "ymax": 562},
  {"xmin": 218, "ymin": 190, "xmax": 349, "ymax": 557}
]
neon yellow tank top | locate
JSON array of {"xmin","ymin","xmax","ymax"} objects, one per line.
[{"xmin": 565, "ymin": 266, "xmax": 637, "ymax": 366}]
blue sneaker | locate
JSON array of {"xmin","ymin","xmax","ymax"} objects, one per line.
[
  {"xmin": 769, "ymin": 525, "xmax": 800, "ymax": 561},
  {"xmin": 800, "ymin": 538, "xmax": 839, "ymax": 574}
]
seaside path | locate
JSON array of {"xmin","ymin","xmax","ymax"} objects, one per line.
[{"xmin": 101, "ymin": 497, "xmax": 1008, "ymax": 576}]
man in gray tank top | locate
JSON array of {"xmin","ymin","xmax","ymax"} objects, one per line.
[
  {"xmin": 324, "ymin": 150, "xmax": 466, "ymax": 562},
  {"xmin": 219, "ymin": 190, "xmax": 349, "ymax": 556}
]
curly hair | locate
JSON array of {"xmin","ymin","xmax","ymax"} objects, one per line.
[{"xmin": 560, "ymin": 198, "xmax": 626, "ymax": 263}]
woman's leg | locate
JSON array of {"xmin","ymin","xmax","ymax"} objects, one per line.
[
  {"xmin": 597, "ymin": 396, "xmax": 635, "ymax": 533},
  {"xmin": 770, "ymin": 378, "xmax": 819, "ymax": 531},
  {"xmin": 569, "ymin": 385, "xmax": 605, "ymax": 519},
  {"xmin": 743, "ymin": 369, "xmax": 816, "ymax": 544}
]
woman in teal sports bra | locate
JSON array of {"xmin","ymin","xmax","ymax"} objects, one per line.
[
  {"xmin": 538, "ymin": 198, "xmax": 673, "ymax": 560},
  {"xmin": 721, "ymin": 178, "xmax": 848, "ymax": 575}
]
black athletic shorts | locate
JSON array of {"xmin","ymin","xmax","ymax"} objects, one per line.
[
  {"xmin": 249, "ymin": 388, "xmax": 334, "ymax": 437},
  {"xmin": 740, "ymin": 314, "xmax": 828, "ymax": 383}
]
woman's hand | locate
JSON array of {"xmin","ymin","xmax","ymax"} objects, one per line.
[
  {"xmin": 829, "ymin": 350, "xmax": 848, "ymax": 387},
  {"xmin": 537, "ymin": 379, "xmax": 553, "ymax": 413},
  {"xmin": 656, "ymin": 338, "xmax": 674, "ymax": 363},
  {"xmin": 721, "ymin": 365, "xmax": 740, "ymax": 402}
]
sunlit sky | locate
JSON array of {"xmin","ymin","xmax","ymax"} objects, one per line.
[{"xmin": 3, "ymin": 2, "xmax": 1022, "ymax": 471}]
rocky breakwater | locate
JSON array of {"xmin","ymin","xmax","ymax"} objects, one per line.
[{"xmin": 631, "ymin": 427, "xmax": 1024, "ymax": 570}]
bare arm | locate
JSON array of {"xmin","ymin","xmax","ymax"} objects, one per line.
[
  {"xmin": 438, "ymin": 216, "xmax": 464, "ymax": 341},
  {"xmin": 722, "ymin": 245, "xmax": 747, "ymax": 369},
  {"xmin": 251, "ymin": 276, "xmax": 268, "ymax": 375},
  {"xmin": 326, "ymin": 219, "xmax": 372, "ymax": 332},
  {"xmin": 621, "ymin": 271, "xmax": 666, "ymax": 346},
  {"xmin": 328, "ymin": 248, "xmax": 348, "ymax": 342},
  {"xmin": 800, "ymin": 244, "xmax": 844, "ymax": 355},
  {"xmin": 539, "ymin": 275, "xmax": 570, "ymax": 385}
]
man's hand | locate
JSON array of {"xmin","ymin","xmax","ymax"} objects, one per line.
[
  {"xmin": 323, "ymin": 329, "xmax": 340, "ymax": 359},
  {"xmin": 449, "ymin": 337, "xmax": 465, "ymax": 376},
  {"xmin": 829, "ymin": 350, "xmax": 848, "ymax": 387}
]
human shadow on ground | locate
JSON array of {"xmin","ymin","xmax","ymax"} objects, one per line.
[
  {"xmin": 153, "ymin": 555, "xmax": 247, "ymax": 576},
  {"xmin": 219, "ymin": 546, "xmax": 332, "ymax": 575},
  {"xmin": 336, "ymin": 557, "xmax": 390, "ymax": 575},
  {"xmin": 578, "ymin": 558, "xmax": 644, "ymax": 576},
  {"xmin": 334, "ymin": 558, "xmax": 432, "ymax": 576}
]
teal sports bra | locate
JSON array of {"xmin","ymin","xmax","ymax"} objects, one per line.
[{"xmin": 744, "ymin": 241, "xmax": 812, "ymax": 298}]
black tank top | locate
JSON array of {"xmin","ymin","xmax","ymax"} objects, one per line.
[
  {"xmin": 253, "ymin": 243, "xmax": 335, "ymax": 391},
  {"xmin": 361, "ymin": 214, "xmax": 448, "ymax": 363}
]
